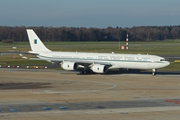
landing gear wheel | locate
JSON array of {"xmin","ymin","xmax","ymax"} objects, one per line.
[
  {"xmin": 79, "ymin": 70, "xmax": 93, "ymax": 74},
  {"xmin": 152, "ymin": 69, "xmax": 156, "ymax": 76},
  {"xmin": 79, "ymin": 70, "xmax": 87, "ymax": 74},
  {"xmin": 80, "ymin": 71, "xmax": 84, "ymax": 74}
]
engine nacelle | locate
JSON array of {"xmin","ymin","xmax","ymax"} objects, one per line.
[
  {"xmin": 61, "ymin": 62, "xmax": 78, "ymax": 70},
  {"xmin": 91, "ymin": 64, "xmax": 108, "ymax": 73}
]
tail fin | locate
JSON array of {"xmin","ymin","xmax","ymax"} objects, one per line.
[{"xmin": 26, "ymin": 29, "xmax": 51, "ymax": 52}]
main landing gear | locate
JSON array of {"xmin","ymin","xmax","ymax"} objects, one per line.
[
  {"xmin": 152, "ymin": 69, "xmax": 156, "ymax": 76},
  {"xmin": 79, "ymin": 65, "xmax": 93, "ymax": 74},
  {"xmin": 79, "ymin": 70, "xmax": 93, "ymax": 74},
  {"xmin": 79, "ymin": 66, "xmax": 93, "ymax": 74}
]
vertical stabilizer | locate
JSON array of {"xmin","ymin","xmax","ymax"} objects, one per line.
[{"xmin": 26, "ymin": 29, "xmax": 51, "ymax": 52}]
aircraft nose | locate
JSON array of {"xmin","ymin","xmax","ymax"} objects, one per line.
[{"xmin": 166, "ymin": 61, "xmax": 170, "ymax": 66}]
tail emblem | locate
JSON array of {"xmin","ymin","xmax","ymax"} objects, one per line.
[{"xmin": 34, "ymin": 39, "xmax": 37, "ymax": 44}]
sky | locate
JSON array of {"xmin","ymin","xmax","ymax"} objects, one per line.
[{"xmin": 0, "ymin": 0, "xmax": 180, "ymax": 28}]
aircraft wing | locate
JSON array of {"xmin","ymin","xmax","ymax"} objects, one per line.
[
  {"xmin": 0, "ymin": 51, "xmax": 112, "ymax": 66},
  {"xmin": 72, "ymin": 60, "xmax": 112, "ymax": 66},
  {"xmin": 54, "ymin": 59, "xmax": 112, "ymax": 66},
  {"xmin": 0, "ymin": 51, "xmax": 39, "ymax": 60},
  {"xmin": 29, "ymin": 57, "xmax": 112, "ymax": 66}
]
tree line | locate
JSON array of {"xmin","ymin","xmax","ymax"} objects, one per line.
[{"xmin": 0, "ymin": 26, "xmax": 180, "ymax": 42}]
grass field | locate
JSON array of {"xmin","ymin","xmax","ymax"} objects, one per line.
[{"xmin": 0, "ymin": 40, "xmax": 180, "ymax": 72}]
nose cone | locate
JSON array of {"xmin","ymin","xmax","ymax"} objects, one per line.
[{"xmin": 165, "ymin": 61, "xmax": 170, "ymax": 67}]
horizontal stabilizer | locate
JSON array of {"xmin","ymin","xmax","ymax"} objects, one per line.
[{"xmin": 29, "ymin": 58, "xmax": 45, "ymax": 60}]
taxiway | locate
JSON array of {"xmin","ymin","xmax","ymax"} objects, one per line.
[{"xmin": 0, "ymin": 68, "xmax": 180, "ymax": 120}]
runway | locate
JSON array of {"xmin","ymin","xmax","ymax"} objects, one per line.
[{"xmin": 0, "ymin": 68, "xmax": 180, "ymax": 120}]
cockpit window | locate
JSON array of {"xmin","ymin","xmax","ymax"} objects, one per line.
[{"xmin": 160, "ymin": 59, "xmax": 166, "ymax": 61}]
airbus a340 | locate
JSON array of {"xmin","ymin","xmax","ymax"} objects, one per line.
[{"xmin": 24, "ymin": 29, "xmax": 170, "ymax": 75}]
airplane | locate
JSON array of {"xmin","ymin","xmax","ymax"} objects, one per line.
[{"xmin": 25, "ymin": 29, "xmax": 170, "ymax": 75}]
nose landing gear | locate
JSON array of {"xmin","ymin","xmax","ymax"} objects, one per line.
[{"xmin": 152, "ymin": 69, "xmax": 156, "ymax": 76}]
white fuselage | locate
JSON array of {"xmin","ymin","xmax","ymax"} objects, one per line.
[{"xmin": 34, "ymin": 51, "xmax": 170, "ymax": 70}]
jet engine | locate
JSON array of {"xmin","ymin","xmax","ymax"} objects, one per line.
[
  {"xmin": 91, "ymin": 64, "xmax": 108, "ymax": 73},
  {"xmin": 61, "ymin": 62, "xmax": 78, "ymax": 70}
]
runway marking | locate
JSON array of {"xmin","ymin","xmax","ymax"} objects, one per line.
[
  {"xmin": 2, "ymin": 106, "xmax": 180, "ymax": 115},
  {"xmin": 42, "ymin": 107, "xmax": 52, "ymax": 111},
  {"xmin": 165, "ymin": 99, "xmax": 180, "ymax": 104},
  {"xmin": 8, "ymin": 108, "xmax": 17, "ymax": 112},
  {"xmin": 69, "ymin": 106, "xmax": 180, "ymax": 114},
  {"xmin": 58, "ymin": 106, "xmax": 68, "ymax": 110},
  {"xmin": 102, "ymin": 75, "xmax": 133, "ymax": 88},
  {"xmin": 44, "ymin": 81, "xmax": 116, "ymax": 94}
]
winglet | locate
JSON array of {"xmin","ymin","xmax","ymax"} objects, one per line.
[{"xmin": 26, "ymin": 29, "xmax": 51, "ymax": 52}]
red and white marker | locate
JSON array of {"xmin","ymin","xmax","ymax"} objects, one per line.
[{"xmin": 126, "ymin": 32, "xmax": 128, "ymax": 49}]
